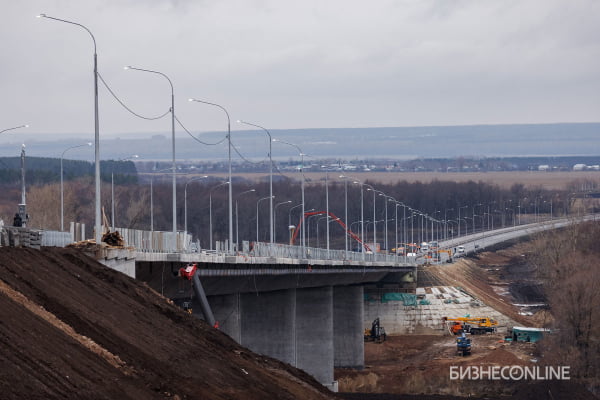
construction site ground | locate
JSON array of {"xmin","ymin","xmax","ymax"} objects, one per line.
[{"xmin": 336, "ymin": 242, "xmax": 595, "ymax": 400}]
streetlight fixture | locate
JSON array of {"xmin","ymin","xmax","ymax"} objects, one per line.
[
  {"xmin": 306, "ymin": 212, "xmax": 325, "ymax": 247},
  {"xmin": 189, "ymin": 98, "xmax": 233, "ymax": 254},
  {"xmin": 125, "ymin": 66, "xmax": 177, "ymax": 242},
  {"xmin": 237, "ymin": 120, "xmax": 274, "ymax": 244},
  {"xmin": 0, "ymin": 125, "xmax": 29, "ymax": 136},
  {"xmin": 274, "ymin": 200, "xmax": 292, "ymax": 243},
  {"xmin": 209, "ymin": 181, "xmax": 230, "ymax": 251},
  {"xmin": 60, "ymin": 142, "xmax": 92, "ymax": 231},
  {"xmin": 289, "ymin": 203, "xmax": 302, "ymax": 229},
  {"xmin": 256, "ymin": 195, "xmax": 274, "ymax": 243},
  {"xmin": 38, "ymin": 13, "xmax": 101, "ymax": 244},
  {"xmin": 235, "ymin": 189, "xmax": 256, "ymax": 250},
  {"xmin": 184, "ymin": 175, "xmax": 209, "ymax": 233}
]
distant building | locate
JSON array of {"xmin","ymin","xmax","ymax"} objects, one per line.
[
  {"xmin": 573, "ymin": 163, "xmax": 587, "ymax": 171},
  {"xmin": 538, "ymin": 165, "xmax": 550, "ymax": 171}
]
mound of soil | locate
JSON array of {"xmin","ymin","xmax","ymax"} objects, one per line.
[{"xmin": 0, "ymin": 246, "xmax": 335, "ymax": 400}]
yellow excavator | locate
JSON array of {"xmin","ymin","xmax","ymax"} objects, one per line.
[{"xmin": 364, "ymin": 318, "xmax": 387, "ymax": 343}]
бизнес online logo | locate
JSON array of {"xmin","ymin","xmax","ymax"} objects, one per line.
[{"xmin": 449, "ymin": 365, "xmax": 570, "ymax": 381}]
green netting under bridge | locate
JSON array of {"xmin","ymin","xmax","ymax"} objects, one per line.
[{"xmin": 381, "ymin": 293, "xmax": 418, "ymax": 306}]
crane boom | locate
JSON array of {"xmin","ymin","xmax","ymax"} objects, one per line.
[{"xmin": 290, "ymin": 211, "xmax": 372, "ymax": 252}]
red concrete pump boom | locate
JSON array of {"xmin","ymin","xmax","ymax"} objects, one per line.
[{"xmin": 290, "ymin": 211, "xmax": 372, "ymax": 252}]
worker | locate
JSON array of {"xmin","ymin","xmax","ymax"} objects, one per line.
[{"xmin": 13, "ymin": 213, "xmax": 22, "ymax": 227}]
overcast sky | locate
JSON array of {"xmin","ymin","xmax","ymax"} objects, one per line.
[{"xmin": 2, "ymin": 0, "xmax": 599, "ymax": 140}]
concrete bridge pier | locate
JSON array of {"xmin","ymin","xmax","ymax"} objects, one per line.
[
  {"xmin": 295, "ymin": 286, "xmax": 334, "ymax": 386},
  {"xmin": 240, "ymin": 289, "xmax": 298, "ymax": 367},
  {"xmin": 205, "ymin": 287, "xmax": 338, "ymax": 389},
  {"xmin": 333, "ymin": 285, "xmax": 364, "ymax": 369}
]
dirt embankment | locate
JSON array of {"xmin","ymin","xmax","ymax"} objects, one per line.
[
  {"xmin": 0, "ymin": 246, "xmax": 336, "ymax": 400},
  {"xmin": 423, "ymin": 243, "xmax": 551, "ymax": 327}
]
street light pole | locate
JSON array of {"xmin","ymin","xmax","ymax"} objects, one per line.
[
  {"xmin": 272, "ymin": 139, "xmax": 305, "ymax": 252},
  {"xmin": 324, "ymin": 169, "xmax": 330, "ymax": 255},
  {"xmin": 189, "ymin": 99, "xmax": 233, "ymax": 254},
  {"xmin": 365, "ymin": 185, "xmax": 376, "ymax": 251},
  {"xmin": 274, "ymin": 200, "xmax": 292, "ymax": 243},
  {"xmin": 289, "ymin": 203, "xmax": 302, "ymax": 231},
  {"xmin": 184, "ymin": 175, "xmax": 209, "ymax": 233},
  {"xmin": 256, "ymin": 195, "xmax": 274, "ymax": 243},
  {"xmin": 237, "ymin": 120, "xmax": 274, "ymax": 244},
  {"xmin": 60, "ymin": 142, "xmax": 91, "ymax": 231},
  {"xmin": 111, "ymin": 155, "xmax": 138, "ymax": 231},
  {"xmin": 339, "ymin": 175, "xmax": 349, "ymax": 258},
  {"xmin": 125, "ymin": 66, "xmax": 177, "ymax": 243},
  {"xmin": 235, "ymin": 189, "xmax": 256, "ymax": 250},
  {"xmin": 209, "ymin": 181, "xmax": 229, "ymax": 251},
  {"xmin": 38, "ymin": 13, "xmax": 101, "ymax": 244}
]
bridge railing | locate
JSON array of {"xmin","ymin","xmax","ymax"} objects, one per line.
[
  {"xmin": 117, "ymin": 228, "xmax": 192, "ymax": 253},
  {"xmin": 249, "ymin": 241, "xmax": 414, "ymax": 264}
]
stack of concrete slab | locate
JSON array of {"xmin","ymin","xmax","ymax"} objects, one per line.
[{"xmin": 0, "ymin": 227, "xmax": 42, "ymax": 249}]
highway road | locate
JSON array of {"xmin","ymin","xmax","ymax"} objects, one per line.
[{"xmin": 436, "ymin": 213, "xmax": 599, "ymax": 260}]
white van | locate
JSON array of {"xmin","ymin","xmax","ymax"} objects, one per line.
[{"xmin": 457, "ymin": 245, "xmax": 465, "ymax": 255}]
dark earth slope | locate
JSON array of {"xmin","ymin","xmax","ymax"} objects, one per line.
[{"xmin": 0, "ymin": 246, "xmax": 336, "ymax": 400}]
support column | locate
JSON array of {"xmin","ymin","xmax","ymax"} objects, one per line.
[
  {"xmin": 240, "ymin": 289, "xmax": 296, "ymax": 365},
  {"xmin": 295, "ymin": 286, "xmax": 334, "ymax": 386},
  {"xmin": 333, "ymin": 285, "xmax": 364, "ymax": 368}
]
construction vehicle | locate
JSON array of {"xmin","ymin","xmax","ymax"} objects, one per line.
[
  {"xmin": 436, "ymin": 249, "xmax": 453, "ymax": 263},
  {"xmin": 456, "ymin": 333, "xmax": 472, "ymax": 356},
  {"xmin": 364, "ymin": 317, "xmax": 387, "ymax": 343},
  {"xmin": 443, "ymin": 316, "xmax": 498, "ymax": 335},
  {"xmin": 178, "ymin": 263, "xmax": 218, "ymax": 328}
]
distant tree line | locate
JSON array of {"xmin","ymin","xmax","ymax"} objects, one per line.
[
  {"xmin": 3, "ymin": 164, "xmax": 597, "ymax": 246},
  {"xmin": 0, "ymin": 157, "xmax": 137, "ymax": 185}
]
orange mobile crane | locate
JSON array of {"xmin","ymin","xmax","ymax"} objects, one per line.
[{"xmin": 443, "ymin": 316, "xmax": 498, "ymax": 335}]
